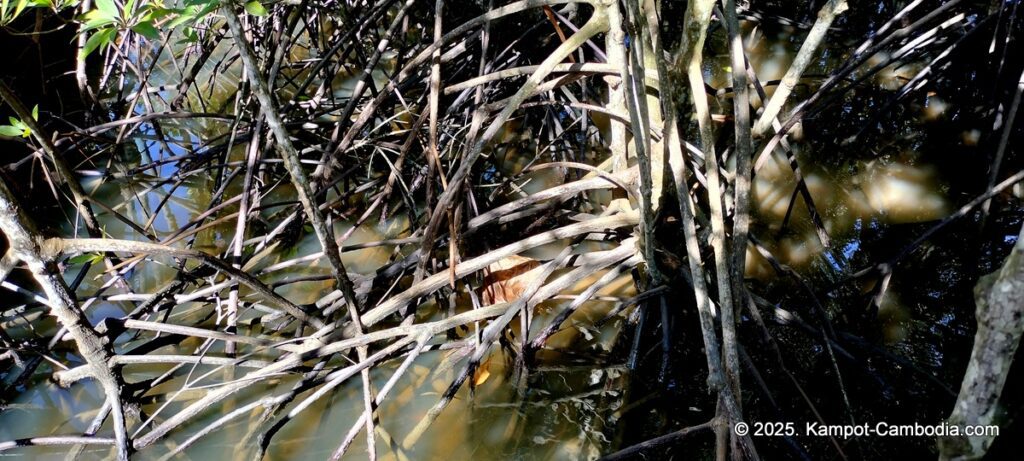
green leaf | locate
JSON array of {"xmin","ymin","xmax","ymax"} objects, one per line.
[
  {"xmin": 68, "ymin": 253, "xmax": 104, "ymax": 265},
  {"xmin": 82, "ymin": 10, "xmax": 116, "ymax": 31},
  {"xmin": 131, "ymin": 20, "xmax": 159, "ymax": 40},
  {"xmin": 68, "ymin": 254, "xmax": 93, "ymax": 264},
  {"xmin": 79, "ymin": 27, "xmax": 116, "ymax": 59},
  {"xmin": 167, "ymin": 2, "xmax": 214, "ymax": 29},
  {"xmin": 175, "ymin": 27, "xmax": 198, "ymax": 44},
  {"xmin": 0, "ymin": 125, "xmax": 21, "ymax": 137},
  {"xmin": 13, "ymin": 0, "xmax": 28, "ymax": 20},
  {"xmin": 195, "ymin": 1, "xmax": 218, "ymax": 18},
  {"xmin": 95, "ymin": 0, "xmax": 118, "ymax": 20},
  {"xmin": 244, "ymin": 0, "xmax": 266, "ymax": 16},
  {"xmin": 166, "ymin": 8, "xmax": 194, "ymax": 29},
  {"xmin": 147, "ymin": 6, "xmax": 172, "ymax": 20},
  {"xmin": 31, "ymin": 104, "xmax": 38, "ymax": 121}
]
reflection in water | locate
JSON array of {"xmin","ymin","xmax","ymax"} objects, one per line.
[
  {"xmin": 0, "ymin": 172, "xmax": 637, "ymax": 461},
  {"xmin": 747, "ymin": 147, "xmax": 949, "ymax": 279},
  {"xmin": 0, "ymin": 8, "xmax": 988, "ymax": 461}
]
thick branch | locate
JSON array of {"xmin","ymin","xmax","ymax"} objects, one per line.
[
  {"xmin": 939, "ymin": 224, "xmax": 1024, "ymax": 460},
  {"xmin": 0, "ymin": 178, "xmax": 131, "ymax": 460}
]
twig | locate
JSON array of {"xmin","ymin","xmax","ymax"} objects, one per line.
[
  {"xmin": 0, "ymin": 178, "xmax": 131, "ymax": 460},
  {"xmin": 56, "ymin": 237, "xmax": 324, "ymax": 329},
  {"xmin": 413, "ymin": 5, "xmax": 610, "ymax": 281},
  {"xmin": 599, "ymin": 419, "xmax": 716, "ymax": 461},
  {"xmin": 220, "ymin": 0, "xmax": 365, "ymax": 324},
  {"xmin": 751, "ymin": 0, "xmax": 849, "ymax": 137}
]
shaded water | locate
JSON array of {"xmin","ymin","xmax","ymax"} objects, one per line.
[{"xmin": 1, "ymin": 2, "xmax": 1022, "ymax": 460}]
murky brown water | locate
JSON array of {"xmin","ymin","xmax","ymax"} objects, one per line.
[{"xmin": 1, "ymin": 7, "xmax": 1012, "ymax": 460}]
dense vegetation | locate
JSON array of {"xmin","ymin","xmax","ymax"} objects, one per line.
[{"xmin": 0, "ymin": 0, "xmax": 1022, "ymax": 459}]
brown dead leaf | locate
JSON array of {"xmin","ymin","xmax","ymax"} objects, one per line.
[
  {"xmin": 480, "ymin": 254, "xmax": 543, "ymax": 305},
  {"xmin": 472, "ymin": 356, "xmax": 492, "ymax": 386}
]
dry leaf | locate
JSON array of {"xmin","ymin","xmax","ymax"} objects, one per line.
[
  {"xmin": 472, "ymin": 356, "xmax": 492, "ymax": 386},
  {"xmin": 480, "ymin": 254, "xmax": 543, "ymax": 305}
]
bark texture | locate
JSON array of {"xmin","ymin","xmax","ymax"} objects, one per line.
[
  {"xmin": 0, "ymin": 178, "xmax": 131, "ymax": 460},
  {"xmin": 939, "ymin": 224, "xmax": 1024, "ymax": 460}
]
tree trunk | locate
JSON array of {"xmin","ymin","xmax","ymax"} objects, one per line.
[{"xmin": 939, "ymin": 223, "xmax": 1024, "ymax": 460}]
